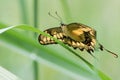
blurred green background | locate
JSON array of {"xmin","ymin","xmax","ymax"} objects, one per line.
[{"xmin": 0, "ymin": 0, "xmax": 120, "ymax": 80}]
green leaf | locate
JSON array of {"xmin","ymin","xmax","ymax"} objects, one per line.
[
  {"xmin": 0, "ymin": 66, "xmax": 21, "ymax": 80},
  {"xmin": 0, "ymin": 23, "xmax": 111, "ymax": 80}
]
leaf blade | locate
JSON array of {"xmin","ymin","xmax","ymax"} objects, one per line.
[{"xmin": 0, "ymin": 23, "xmax": 111, "ymax": 80}]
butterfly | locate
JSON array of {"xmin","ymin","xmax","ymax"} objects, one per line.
[{"xmin": 38, "ymin": 13, "xmax": 118, "ymax": 58}]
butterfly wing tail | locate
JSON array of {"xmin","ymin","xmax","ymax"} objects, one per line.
[{"xmin": 98, "ymin": 43, "xmax": 118, "ymax": 58}]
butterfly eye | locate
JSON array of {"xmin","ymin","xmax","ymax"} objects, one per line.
[{"xmin": 61, "ymin": 23, "xmax": 65, "ymax": 26}]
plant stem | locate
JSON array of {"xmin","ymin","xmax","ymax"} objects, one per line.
[
  {"xmin": 33, "ymin": 60, "xmax": 39, "ymax": 80},
  {"xmin": 33, "ymin": 0, "xmax": 39, "ymax": 80},
  {"xmin": 19, "ymin": 0, "xmax": 29, "ymax": 24},
  {"xmin": 33, "ymin": 0, "xmax": 38, "ymax": 28}
]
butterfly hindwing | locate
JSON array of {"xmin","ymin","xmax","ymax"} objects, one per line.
[{"xmin": 38, "ymin": 27, "xmax": 65, "ymax": 45}]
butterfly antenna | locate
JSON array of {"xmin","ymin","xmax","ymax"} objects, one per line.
[
  {"xmin": 99, "ymin": 43, "xmax": 118, "ymax": 58},
  {"xmin": 48, "ymin": 12, "xmax": 61, "ymax": 22},
  {"xmin": 55, "ymin": 11, "xmax": 63, "ymax": 24}
]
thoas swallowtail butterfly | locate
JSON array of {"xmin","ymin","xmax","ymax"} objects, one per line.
[
  {"xmin": 38, "ymin": 23, "xmax": 118, "ymax": 57},
  {"xmin": 38, "ymin": 13, "xmax": 118, "ymax": 58}
]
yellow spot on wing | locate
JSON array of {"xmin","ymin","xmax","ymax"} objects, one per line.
[
  {"xmin": 59, "ymin": 33, "xmax": 63, "ymax": 37},
  {"xmin": 43, "ymin": 37, "xmax": 47, "ymax": 42},
  {"xmin": 53, "ymin": 35, "xmax": 57, "ymax": 38},
  {"xmin": 72, "ymin": 29, "xmax": 83, "ymax": 36},
  {"xmin": 47, "ymin": 37, "xmax": 50, "ymax": 41},
  {"xmin": 72, "ymin": 41, "xmax": 76, "ymax": 46}
]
